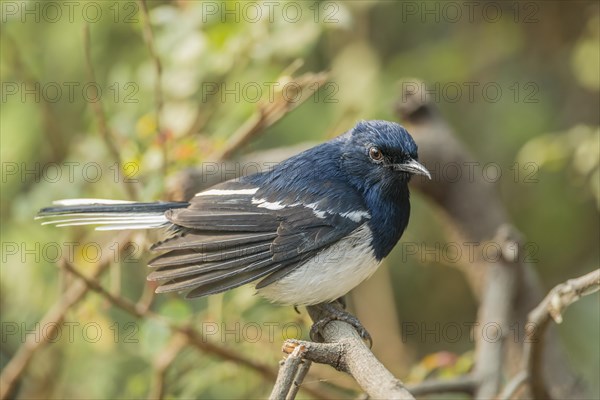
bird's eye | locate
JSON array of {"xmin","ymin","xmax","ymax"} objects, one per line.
[{"xmin": 369, "ymin": 147, "xmax": 383, "ymax": 161}]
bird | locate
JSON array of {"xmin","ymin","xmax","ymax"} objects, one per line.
[{"xmin": 37, "ymin": 120, "xmax": 430, "ymax": 343}]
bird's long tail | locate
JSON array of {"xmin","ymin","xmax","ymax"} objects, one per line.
[{"xmin": 36, "ymin": 199, "xmax": 189, "ymax": 231}]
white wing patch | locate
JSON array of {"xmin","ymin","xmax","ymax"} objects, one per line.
[
  {"xmin": 305, "ymin": 202, "xmax": 327, "ymax": 219},
  {"xmin": 252, "ymin": 198, "xmax": 327, "ymax": 218},
  {"xmin": 252, "ymin": 199, "xmax": 286, "ymax": 210},
  {"xmin": 252, "ymin": 198, "xmax": 369, "ymax": 221},
  {"xmin": 339, "ymin": 210, "xmax": 371, "ymax": 223}
]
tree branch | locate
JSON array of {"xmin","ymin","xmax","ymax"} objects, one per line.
[
  {"xmin": 271, "ymin": 303, "xmax": 415, "ymax": 400},
  {"xmin": 60, "ymin": 257, "xmax": 331, "ymax": 399},
  {"xmin": 472, "ymin": 225, "xmax": 522, "ymax": 398},
  {"xmin": 270, "ymin": 343, "xmax": 310, "ymax": 400},
  {"xmin": 395, "ymin": 78, "xmax": 587, "ymax": 399},
  {"xmin": 285, "ymin": 358, "xmax": 312, "ymax": 400},
  {"xmin": 501, "ymin": 268, "xmax": 600, "ymax": 399},
  {"xmin": 148, "ymin": 333, "xmax": 188, "ymax": 400}
]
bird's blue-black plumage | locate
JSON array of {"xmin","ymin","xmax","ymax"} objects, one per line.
[
  {"xmin": 38, "ymin": 120, "xmax": 426, "ymax": 304},
  {"xmin": 240, "ymin": 119, "xmax": 417, "ymax": 259}
]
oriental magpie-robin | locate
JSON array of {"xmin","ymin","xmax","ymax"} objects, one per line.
[{"xmin": 38, "ymin": 120, "xmax": 430, "ymax": 341}]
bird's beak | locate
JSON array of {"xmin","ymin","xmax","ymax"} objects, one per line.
[{"xmin": 395, "ymin": 159, "xmax": 431, "ymax": 179}]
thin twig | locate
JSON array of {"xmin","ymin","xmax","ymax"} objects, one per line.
[
  {"xmin": 500, "ymin": 268, "xmax": 600, "ymax": 400},
  {"xmin": 83, "ymin": 24, "xmax": 138, "ymax": 200},
  {"xmin": 286, "ymin": 359, "xmax": 312, "ymax": 400},
  {"xmin": 183, "ymin": 73, "xmax": 227, "ymax": 138},
  {"xmin": 210, "ymin": 71, "xmax": 328, "ymax": 161},
  {"xmin": 138, "ymin": 0, "xmax": 166, "ymax": 177},
  {"xmin": 136, "ymin": 281, "xmax": 157, "ymax": 315},
  {"xmin": 496, "ymin": 370, "xmax": 528, "ymax": 400},
  {"xmin": 270, "ymin": 343, "xmax": 308, "ymax": 400},
  {"xmin": 62, "ymin": 259, "xmax": 151, "ymax": 319},
  {"xmin": 528, "ymin": 268, "xmax": 600, "ymax": 325},
  {"xmin": 61, "ymin": 262, "xmax": 271, "ymax": 373},
  {"xmin": 61, "ymin": 260, "xmax": 331, "ymax": 399},
  {"xmin": 148, "ymin": 333, "xmax": 188, "ymax": 400}
]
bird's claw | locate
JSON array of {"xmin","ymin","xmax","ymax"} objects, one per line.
[{"xmin": 308, "ymin": 301, "xmax": 373, "ymax": 348}]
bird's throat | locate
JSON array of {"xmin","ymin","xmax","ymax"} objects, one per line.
[{"xmin": 365, "ymin": 183, "xmax": 411, "ymax": 260}]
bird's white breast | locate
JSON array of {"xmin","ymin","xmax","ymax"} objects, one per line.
[{"xmin": 256, "ymin": 224, "xmax": 380, "ymax": 306}]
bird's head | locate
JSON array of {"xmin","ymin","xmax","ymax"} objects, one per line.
[{"xmin": 339, "ymin": 120, "xmax": 430, "ymax": 195}]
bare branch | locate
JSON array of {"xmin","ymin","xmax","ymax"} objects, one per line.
[
  {"xmin": 472, "ymin": 225, "xmax": 522, "ymax": 398},
  {"xmin": 395, "ymin": 77, "xmax": 587, "ymax": 399},
  {"xmin": 270, "ymin": 343, "xmax": 309, "ymax": 400},
  {"xmin": 282, "ymin": 340, "xmax": 347, "ymax": 371},
  {"xmin": 286, "ymin": 359, "xmax": 312, "ymax": 400},
  {"xmin": 528, "ymin": 268, "xmax": 599, "ymax": 325},
  {"xmin": 501, "ymin": 268, "xmax": 600, "ymax": 399},
  {"xmin": 287, "ymin": 304, "xmax": 416, "ymax": 400},
  {"xmin": 60, "ymin": 259, "xmax": 331, "ymax": 399},
  {"xmin": 61, "ymin": 259, "xmax": 150, "ymax": 319},
  {"xmin": 148, "ymin": 333, "xmax": 188, "ymax": 400},
  {"xmin": 497, "ymin": 371, "xmax": 528, "ymax": 400}
]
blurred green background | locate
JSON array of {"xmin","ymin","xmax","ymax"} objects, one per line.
[{"xmin": 1, "ymin": 1, "xmax": 598, "ymax": 399}]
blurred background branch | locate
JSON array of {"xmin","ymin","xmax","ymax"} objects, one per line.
[
  {"xmin": 395, "ymin": 80, "xmax": 589, "ymax": 399},
  {"xmin": 0, "ymin": 233, "xmax": 133, "ymax": 399}
]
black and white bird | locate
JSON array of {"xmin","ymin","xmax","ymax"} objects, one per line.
[{"xmin": 38, "ymin": 120, "xmax": 430, "ymax": 338}]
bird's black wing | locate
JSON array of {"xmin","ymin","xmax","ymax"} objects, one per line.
[{"xmin": 147, "ymin": 180, "xmax": 369, "ymax": 299}]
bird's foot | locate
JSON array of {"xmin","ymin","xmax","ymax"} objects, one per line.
[
  {"xmin": 335, "ymin": 296, "xmax": 347, "ymax": 309},
  {"xmin": 308, "ymin": 300, "xmax": 373, "ymax": 348}
]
